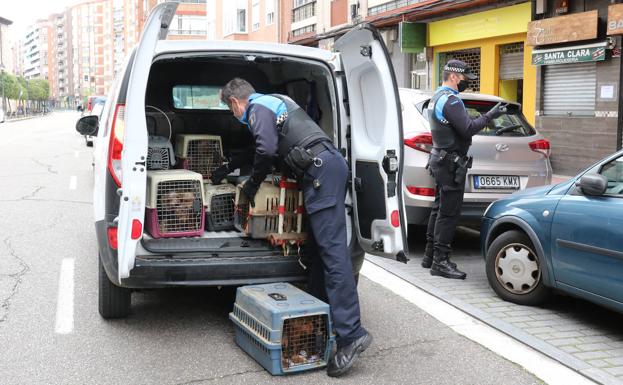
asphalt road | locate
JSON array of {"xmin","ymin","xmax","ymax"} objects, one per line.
[{"xmin": 0, "ymin": 112, "xmax": 542, "ymax": 385}]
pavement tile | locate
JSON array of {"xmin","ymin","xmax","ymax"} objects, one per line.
[
  {"xmin": 586, "ymin": 359, "xmax": 613, "ymax": 369},
  {"xmin": 578, "ymin": 336, "xmax": 614, "ymax": 344},
  {"xmin": 603, "ymin": 348, "xmax": 623, "ymax": 356},
  {"xmin": 604, "ymin": 366, "xmax": 623, "ymax": 376},
  {"xmin": 578, "ymin": 343, "xmax": 615, "ymax": 352},
  {"xmin": 547, "ymin": 337, "xmax": 583, "ymax": 347},
  {"xmin": 504, "ymin": 316, "xmax": 535, "ymax": 324},
  {"xmin": 525, "ymin": 327, "xmax": 556, "ymax": 335},
  {"xmin": 605, "ymin": 357, "xmax": 623, "ymax": 366},
  {"xmin": 525, "ymin": 320, "xmax": 560, "ymax": 328},
  {"xmin": 559, "ymin": 345, "xmax": 581, "ymax": 354},
  {"xmin": 574, "ymin": 351, "xmax": 612, "ymax": 360},
  {"xmin": 549, "ymin": 331, "xmax": 585, "ymax": 339}
]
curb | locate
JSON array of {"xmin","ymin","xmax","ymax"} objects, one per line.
[
  {"xmin": 365, "ymin": 255, "xmax": 621, "ymax": 385},
  {"xmin": 4, "ymin": 115, "xmax": 47, "ymax": 123}
]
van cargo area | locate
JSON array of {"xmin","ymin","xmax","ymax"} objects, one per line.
[{"xmin": 135, "ymin": 52, "xmax": 338, "ymax": 261}]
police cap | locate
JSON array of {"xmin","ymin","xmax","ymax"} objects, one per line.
[{"xmin": 443, "ymin": 60, "xmax": 477, "ymax": 80}]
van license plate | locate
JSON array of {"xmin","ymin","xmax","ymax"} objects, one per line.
[{"xmin": 473, "ymin": 175, "xmax": 520, "ymax": 189}]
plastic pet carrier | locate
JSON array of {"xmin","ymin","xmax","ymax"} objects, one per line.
[
  {"xmin": 229, "ymin": 282, "xmax": 334, "ymax": 375},
  {"xmin": 147, "ymin": 135, "xmax": 176, "ymax": 170},
  {"xmin": 234, "ymin": 178, "xmax": 305, "ymax": 241},
  {"xmin": 175, "ymin": 134, "xmax": 223, "ymax": 180},
  {"xmin": 145, "ymin": 170, "xmax": 205, "ymax": 238},
  {"xmin": 203, "ymin": 183, "xmax": 236, "ymax": 231}
]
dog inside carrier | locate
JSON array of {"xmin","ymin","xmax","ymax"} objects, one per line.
[
  {"xmin": 175, "ymin": 134, "xmax": 224, "ymax": 181},
  {"xmin": 204, "ymin": 183, "xmax": 237, "ymax": 231},
  {"xmin": 145, "ymin": 170, "xmax": 205, "ymax": 238}
]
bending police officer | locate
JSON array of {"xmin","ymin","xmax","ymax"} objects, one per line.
[
  {"xmin": 422, "ymin": 60, "xmax": 505, "ymax": 279},
  {"xmin": 211, "ymin": 78, "xmax": 372, "ymax": 377}
]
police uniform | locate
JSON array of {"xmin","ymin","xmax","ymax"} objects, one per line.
[
  {"xmin": 213, "ymin": 93, "xmax": 368, "ymax": 352},
  {"xmin": 423, "ymin": 61, "xmax": 503, "ymax": 280}
]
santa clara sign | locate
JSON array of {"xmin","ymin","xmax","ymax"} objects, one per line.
[{"xmin": 532, "ymin": 46, "xmax": 606, "ymax": 65}]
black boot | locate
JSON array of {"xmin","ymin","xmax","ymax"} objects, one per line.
[
  {"xmin": 422, "ymin": 243, "xmax": 456, "ymax": 269},
  {"xmin": 327, "ymin": 332, "xmax": 373, "ymax": 377},
  {"xmin": 430, "ymin": 250, "xmax": 466, "ymax": 280}
]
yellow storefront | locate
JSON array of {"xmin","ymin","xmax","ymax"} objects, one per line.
[{"xmin": 428, "ymin": 2, "xmax": 536, "ymax": 125}]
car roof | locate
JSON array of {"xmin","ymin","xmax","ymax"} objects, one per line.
[
  {"xmin": 154, "ymin": 40, "xmax": 336, "ymax": 63},
  {"xmin": 398, "ymin": 87, "xmax": 515, "ymax": 105}
]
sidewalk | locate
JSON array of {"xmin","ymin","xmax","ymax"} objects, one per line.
[{"xmin": 368, "ymin": 227, "xmax": 623, "ymax": 385}]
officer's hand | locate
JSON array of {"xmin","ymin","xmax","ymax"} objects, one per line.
[
  {"xmin": 241, "ymin": 180, "xmax": 260, "ymax": 207},
  {"xmin": 210, "ymin": 164, "xmax": 230, "ymax": 185},
  {"xmin": 485, "ymin": 102, "xmax": 507, "ymax": 120}
]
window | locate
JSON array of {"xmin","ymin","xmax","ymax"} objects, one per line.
[
  {"xmin": 172, "ymin": 85, "xmax": 229, "ymax": 110},
  {"xmin": 291, "ymin": 24, "xmax": 316, "ymax": 37},
  {"xmin": 464, "ymin": 101, "xmax": 536, "ymax": 137},
  {"xmin": 266, "ymin": 0, "xmax": 275, "ymax": 25},
  {"xmin": 169, "ymin": 15, "xmax": 207, "ymax": 35},
  {"xmin": 600, "ymin": 156, "xmax": 623, "ymax": 196},
  {"xmin": 223, "ymin": 0, "xmax": 247, "ymax": 35},
  {"xmin": 293, "ymin": 1, "xmax": 315, "ymax": 22},
  {"xmin": 252, "ymin": 0, "xmax": 260, "ymax": 31}
]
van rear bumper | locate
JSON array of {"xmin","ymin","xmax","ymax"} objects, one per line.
[
  {"xmin": 96, "ymin": 220, "xmax": 307, "ymax": 289},
  {"xmin": 122, "ymin": 255, "xmax": 307, "ymax": 288}
]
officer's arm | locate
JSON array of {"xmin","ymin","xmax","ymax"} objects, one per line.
[
  {"xmin": 443, "ymin": 95, "xmax": 492, "ymax": 138},
  {"xmin": 247, "ymin": 104, "xmax": 278, "ymax": 185}
]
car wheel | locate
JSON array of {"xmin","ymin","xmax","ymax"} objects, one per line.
[
  {"xmin": 486, "ymin": 230, "xmax": 550, "ymax": 306},
  {"xmin": 98, "ymin": 255, "xmax": 131, "ymax": 319}
]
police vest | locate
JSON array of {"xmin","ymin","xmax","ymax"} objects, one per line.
[
  {"xmin": 428, "ymin": 90, "xmax": 472, "ymax": 155},
  {"xmin": 251, "ymin": 94, "xmax": 330, "ymax": 159}
]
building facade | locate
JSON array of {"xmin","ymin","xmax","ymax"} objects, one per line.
[
  {"xmin": 530, "ymin": 0, "xmax": 623, "ymax": 175},
  {"xmin": 0, "ymin": 17, "xmax": 13, "ymax": 74},
  {"xmin": 208, "ymin": 0, "xmax": 286, "ymax": 42},
  {"xmin": 49, "ymin": 11, "xmax": 73, "ymax": 107},
  {"xmin": 23, "ymin": 19, "xmax": 52, "ymax": 80}
]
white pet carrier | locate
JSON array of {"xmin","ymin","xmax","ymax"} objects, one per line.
[
  {"xmin": 175, "ymin": 134, "xmax": 223, "ymax": 180},
  {"xmin": 145, "ymin": 170, "xmax": 205, "ymax": 238},
  {"xmin": 147, "ymin": 135, "xmax": 176, "ymax": 170},
  {"xmin": 204, "ymin": 183, "xmax": 237, "ymax": 231}
]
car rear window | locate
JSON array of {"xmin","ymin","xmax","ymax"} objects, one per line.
[
  {"xmin": 463, "ymin": 100, "xmax": 536, "ymax": 137},
  {"xmin": 172, "ymin": 85, "xmax": 229, "ymax": 110}
]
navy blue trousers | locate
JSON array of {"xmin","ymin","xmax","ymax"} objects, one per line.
[{"xmin": 301, "ymin": 145, "xmax": 367, "ymax": 348}]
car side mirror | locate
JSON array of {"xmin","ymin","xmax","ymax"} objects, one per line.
[
  {"xmin": 76, "ymin": 115, "xmax": 99, "ymax": 136},
  {"xmin": 577, "ymin": 174, "xmax": 608, "ymax": 196}
]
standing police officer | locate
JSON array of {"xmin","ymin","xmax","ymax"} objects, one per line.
[
  {"xmin": 211, "ymin": 78, "xmax": 372, "ymax": 377},
  {"xmin": 422, "ymin": 60, "xmax": 505, "ymax": 279}
]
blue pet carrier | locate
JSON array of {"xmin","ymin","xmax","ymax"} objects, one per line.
[{"xmin": 229, "ymin": 282, "xmax": 334, "ymax": 375}]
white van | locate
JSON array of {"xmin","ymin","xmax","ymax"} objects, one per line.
[{"xmin": 76, "ymin": 2, "xmax": 408, "ymax": 319}]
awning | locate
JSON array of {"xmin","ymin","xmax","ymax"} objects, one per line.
[{"xmin": 532, "ymin": 41, "xmax": 608, "ymax": 66}]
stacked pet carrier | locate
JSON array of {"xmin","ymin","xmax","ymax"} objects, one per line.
[
  {"xmin": 175, "ymin": 134, "xmax": 224, "ymax": 180},
  {"xmin": 145, "ymin": 170, "xmax": 205, "ymax": 238},
  {"xmin": 229, "ymin": 282, "xmax": 334, "ymax": 375},
  {"xmin": 234, "ymin": 178, "xmax": 306, "ymax": 251},
  {"xmin": 146, "ymin": 135, "xmax": 176, "ymax": 170}
]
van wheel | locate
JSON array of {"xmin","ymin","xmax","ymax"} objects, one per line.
[
  {"xmin": 98, "ymin": 255, "xmax": 131, "ymax": 319},
  {"xmin": 486, "ymin": 230, "xmax": 550, "ymax": 306}
]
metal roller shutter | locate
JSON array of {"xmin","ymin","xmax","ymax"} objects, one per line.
[
  {"xmin": 500, "ymin": 43, "xmax": 524, "ymax": 80},
  {"xmin": 543, "ymin": 62, "xmax": 596, "ymax": 116}
]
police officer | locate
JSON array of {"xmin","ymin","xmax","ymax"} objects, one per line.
[
  {"xmin": 422, "ymin": 60, "xmax": 505, "ymax": 280},
  {"xmin": 210, "ymin": 78, "xmax": 372, "ymax": 377}
]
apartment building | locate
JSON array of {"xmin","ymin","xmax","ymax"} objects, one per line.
[
  {"xmin": 0, "ymin": 17, "xmax": 13, "ymax": 73},
  {"xmin": 49, "ymin": 11, "xmax": 73, "ymax": 107},
  {"xmin": 207, "ymin": 0, "xmax": 288, "ymax": 42},
  {"xmin": 23, "ymin": 20, "xmax": 52, "ymax": 80}
]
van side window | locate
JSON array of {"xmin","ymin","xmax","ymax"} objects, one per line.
[{"xmin": 172, "ymin": 85, "xmax": 229, "ymax": 110}]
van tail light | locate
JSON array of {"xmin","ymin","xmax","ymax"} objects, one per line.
[
  {"xmin": 404, "ymin": 133, "xmax": 433, "ymax": 153},
  {"xmin": 529, "ymin": 139, "xmax": 551, "ymax": 158},
  {"xmin": 107, "ymin": 227, "xmax": 118, "ymax": 250},
  {"xmin": 391, "ymin": 210, "xmax": 400, "ymax": 228},
  {"xmin": 407, "ymin": 186, "xmax": 436, "ymax": 196},
  {"xmin": 108, "ymin": 104, "xmax": 125, "ymax": 187}
]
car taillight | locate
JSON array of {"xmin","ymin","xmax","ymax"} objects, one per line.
[
  {"xmin": 391, "ymin": 210, "xmax": 400, "ymax": 228},
  {"xmin": 529, "ymin": 139, "xmax": 550, "ymax": 158},
  {"xmin": 108, "ymin": 104, "xmax": 125, "ymax": 187},
  {"xmin": 404, "ymin": 133, "xmax": 433, "ymax": 153},
  {"xmin": 407, "ymin": 186, "xmax": 436, "ymax": 196}
]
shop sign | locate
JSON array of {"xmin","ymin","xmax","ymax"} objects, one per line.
[
  {"xmin": 607, "ymin": 4, "xmax": 623, "ymax": 35},
  {"xmin": 532, "ymin": 46, "xmax": 606, "ymax": 65},
  {"xmin": 527, "ymin": 10, "xmax": 598, "ymax": 46},
  {"xmin": 399, "ymin": 22, "xmax": 426, "ymax": 53}
]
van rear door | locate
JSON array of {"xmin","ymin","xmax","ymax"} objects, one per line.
[
  {"xmin": 334, "ymin": 24, "xmax": 409, "ymax": 262},
  {"xmin": 116, "ymin": 2, "xmax": 178, "ymax": 280}
]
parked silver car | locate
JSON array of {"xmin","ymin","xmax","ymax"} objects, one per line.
[{"xmin": 400, "ymin": 88, "xmax": 552, "ymax": 227}]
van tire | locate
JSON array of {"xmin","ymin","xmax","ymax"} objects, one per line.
[{"xmin": 98, "ymin": 255, "xmax": 131, "ymax": 319}]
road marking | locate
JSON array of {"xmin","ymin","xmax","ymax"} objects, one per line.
[
  {"xmin": 69, "ymin": 176, "xmax": 77, "ymax": 190},
  {"xmin": 54, "ymin": 258, "xmax": 75, "ymax": 334},
  {"xmin": 74, "ymin": 150, "xmax": 79, "ymax": 158},
  {"xmin": 360, "ymin": 261, "xmax": 597, "ymax": 385}
]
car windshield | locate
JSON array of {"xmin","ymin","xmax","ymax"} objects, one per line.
[{"xmin": 463, "ymin": 100, "xmax": 536, "ymax": 137}]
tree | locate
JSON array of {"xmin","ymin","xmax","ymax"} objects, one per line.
[{"xmin": 0, "ymin": 72, "xmax": 20, "ymax": 112}]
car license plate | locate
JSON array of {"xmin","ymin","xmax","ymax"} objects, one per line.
[{"xmin": 473, "ymin": 175, "xmax": 520, "ymax": 189}]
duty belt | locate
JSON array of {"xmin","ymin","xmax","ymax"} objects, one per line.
[{"xmin": 431, "ymin": 148, "xmax": 473, "ymax": 168}]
